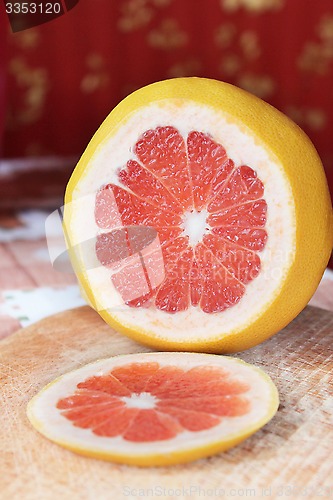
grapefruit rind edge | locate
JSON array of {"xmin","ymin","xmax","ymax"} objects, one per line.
[
  {"xmin": 26, "ymin": 352, "xmax": 279, "ymax": 467},
  {"xmin": 64, "ymin": 78, "xmax": 333, "ymax": 353}
]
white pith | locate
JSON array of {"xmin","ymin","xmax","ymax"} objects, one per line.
[
  {"xmin": 27, "ymin": 352, "xmax": 278, "ymax": 456},
  {"xmin": 122, "ymin": 392, "xmax": 157, "ymax": 409},
  {"xmin": 181, "ymin": 209, "xmax": 210, "ymax": 246},
  {"xmin": 65, "ymin": 99, "xmax": 296, "ymax": 342}
]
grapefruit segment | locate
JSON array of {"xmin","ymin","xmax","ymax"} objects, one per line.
[
  {"xmin": 207, "ymin": 199, "xmax": 267, "ymax": 228},
  {"xmin": 159, "ymin": 406, "xmax": 221, "ymax": 432},
  {"xmin": 209, "ymin": 159, "xmax": 235, "ymax": 202},
  {"xmin": 156, "ymin": 395, "xmax": 250, "ymax": 417},
  {"xmin": 207, "ymin": 165, "xmax": 264, "ymax": 212},
  {"xmin": 135, "ymin": 126, "xmax": 192, "ymax": 211},
  {"xmin": 93, "ymin": 408, "xmax": 138, "ymax": 438},
  {"xmin": 202, "ymin": 234, "xmax": 261, "ymax": 284},
  {"xmin": 96, "ymin": 184, "xmax": 182, "ymax": 232},
  {"xmin": 190, "ymin": 257, "xmax": 202, "ymax": 307},
  {"xmin": 211, "ymin": 227, "xmax": 268, "ymax": 252},
  {"xmin": 56, "ymin": 392, "xmax": 125, "ymax": 409},
  {"xmin": 187, "ymin": 131, "xmax": 229, "ymax": 211},
  {"xmin": 155, "ymin": 244, "xmax": 193, "ymax": 313},
  {"xmin": 27, "ymin": 352, "xmax": 279, "ymax": 466},
  {"xmin": 195, "ymin": 242, "xmax": 245, "ymax": 313},
  {"xmin": 150, "ymin": 366, "xmax": 249, "ymax": 398},
  {"xmin": 64, "ymin": 77, "xmax": 333, "ymax": 352},
  {"xmin": 78, "ymin": 374, "xmax": 129, "ymax": 396},
  {"xmin": 94, "ymin": 184, "xmax": 123, "ymax": 230},
  {"xmin": 119, "ymin": 160, "xmax": 183, "ymax": 215},
  {"xmin": 77, "ymin": 373, "xmax": 130, "ymax": 396},
  {"xmin": 143, "ymin": 365, "xmax": 185, "ymax": 394},
  {"xmin": 95, "ymin": 230, "xmax": 131, "ymax": 269},
  {"xmin": 111, "ymin": 362, "xmax": 160, "ymax": 393},
  {"xmin": 60, "ymin": 403, "xmax": 125, "ymax": 427},
  {"xmin": 111, "ymin": 254, "xmax": 151, "ymax": 304},
  {"xmin": 123, "ymin": 409, "xmax": 181, "ymax": 442}
]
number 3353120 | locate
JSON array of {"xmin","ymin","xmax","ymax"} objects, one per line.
[{"xmin": 5, "ymin": 3, "xmax": 62, "ymax": 14}]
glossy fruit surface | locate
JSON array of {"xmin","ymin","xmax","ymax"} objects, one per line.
[
  {"xmin": 64, "ymin": 77, "xmax": 333, "ymax": 352},
  {"xmin": 27, "ymin": 352, "xmax": 279, "ymax": 466}
]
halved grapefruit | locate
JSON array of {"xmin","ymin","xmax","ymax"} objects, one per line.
[
  {"xmin": 27, "ymin": 352, "xmax": 279, "ymax": 466},
  {"xmin": 64, "ymin": 78, "xmax": 333, "ymax": 352}
]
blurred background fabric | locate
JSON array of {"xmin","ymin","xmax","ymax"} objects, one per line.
[{"xmin": 1, "ymin": 0, "xmax": 333, "ymax": 185}]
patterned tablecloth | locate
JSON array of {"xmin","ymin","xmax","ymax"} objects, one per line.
[
  {"xmin": 0, "ymin": 210, "xmax": 85, "ymax": 339},
  {"xmin": 0, "ymin": 210, "xmax": 332, "ymax": 340}
]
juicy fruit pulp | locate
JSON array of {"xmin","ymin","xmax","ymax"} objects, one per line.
[
  {"xmin": 64, "ymin": 78, "xmax": 333, "ymax": 352},
  {"xmin": 95, "ymin": 126, "xmax": 267, "ymax": 314},
  {"xmin": 57, "ymin": 361, "xmax": 250, "ymax": 442},
  {"xmin": 27, "ymin": 352, "xmax": 279, "ymax": 466}
]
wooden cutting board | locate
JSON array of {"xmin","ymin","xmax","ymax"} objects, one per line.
[{"xmin": 1, "ymin": 305, "xmax": 333, "ymax": 500}]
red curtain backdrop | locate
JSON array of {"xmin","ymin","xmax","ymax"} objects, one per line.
[
  {"xmin": 0, "ymin": 10, "xmax": 7, "ymax": 156},
  {"xmin": 1, "ymin": 0, "xmax": 333, "ymax": 198}
]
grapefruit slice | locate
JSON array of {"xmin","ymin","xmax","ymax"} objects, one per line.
[
  {"xmin": 64, "ymin": 78, "xmax": 333, "ymax": 352},
  {"xmin": 27, "ymin": 352, "xmax": 279, "ymax": 466}
]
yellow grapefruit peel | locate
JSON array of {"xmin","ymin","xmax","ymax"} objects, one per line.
[
  {"xmin": 64, "ymin": 78, "xmax": 333, "ymax": 353},
  {"xmin": 27, "ymin": 352, "xmax": 279, "ymax": 467}
]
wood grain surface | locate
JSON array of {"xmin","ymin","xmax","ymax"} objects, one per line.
[{"xmin": 1, "ymin": 305, "xmax": 333, "ymax": 500}]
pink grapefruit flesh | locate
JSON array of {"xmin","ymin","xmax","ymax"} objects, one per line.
[
  {"xmin": 27, "ymin": 352, "xmax": 279, "ymax": 466},
  {"xmin": 95, "ymin": 127, "xmax": 268, "ymax": 315},
  {"xmin": 56, "ymin": 362, "xmax": 250, "ymax": 442}
]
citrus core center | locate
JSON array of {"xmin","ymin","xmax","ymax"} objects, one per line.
[
  {"xmin": 122, "ymin": 392, "xmax": 157, "ymax": 409},
  {"xmin": 181, "ymin": 209, "xmax": 210, "ymax": 246}
]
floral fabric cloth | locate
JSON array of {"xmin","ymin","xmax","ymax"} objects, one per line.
[
  {"xmin": 0, "ymin": 210, "xmax": 332, "ymax": 340},
  {"xmin": 0, "ymin": 210, "xmax": 84, "ymax": 339}
]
